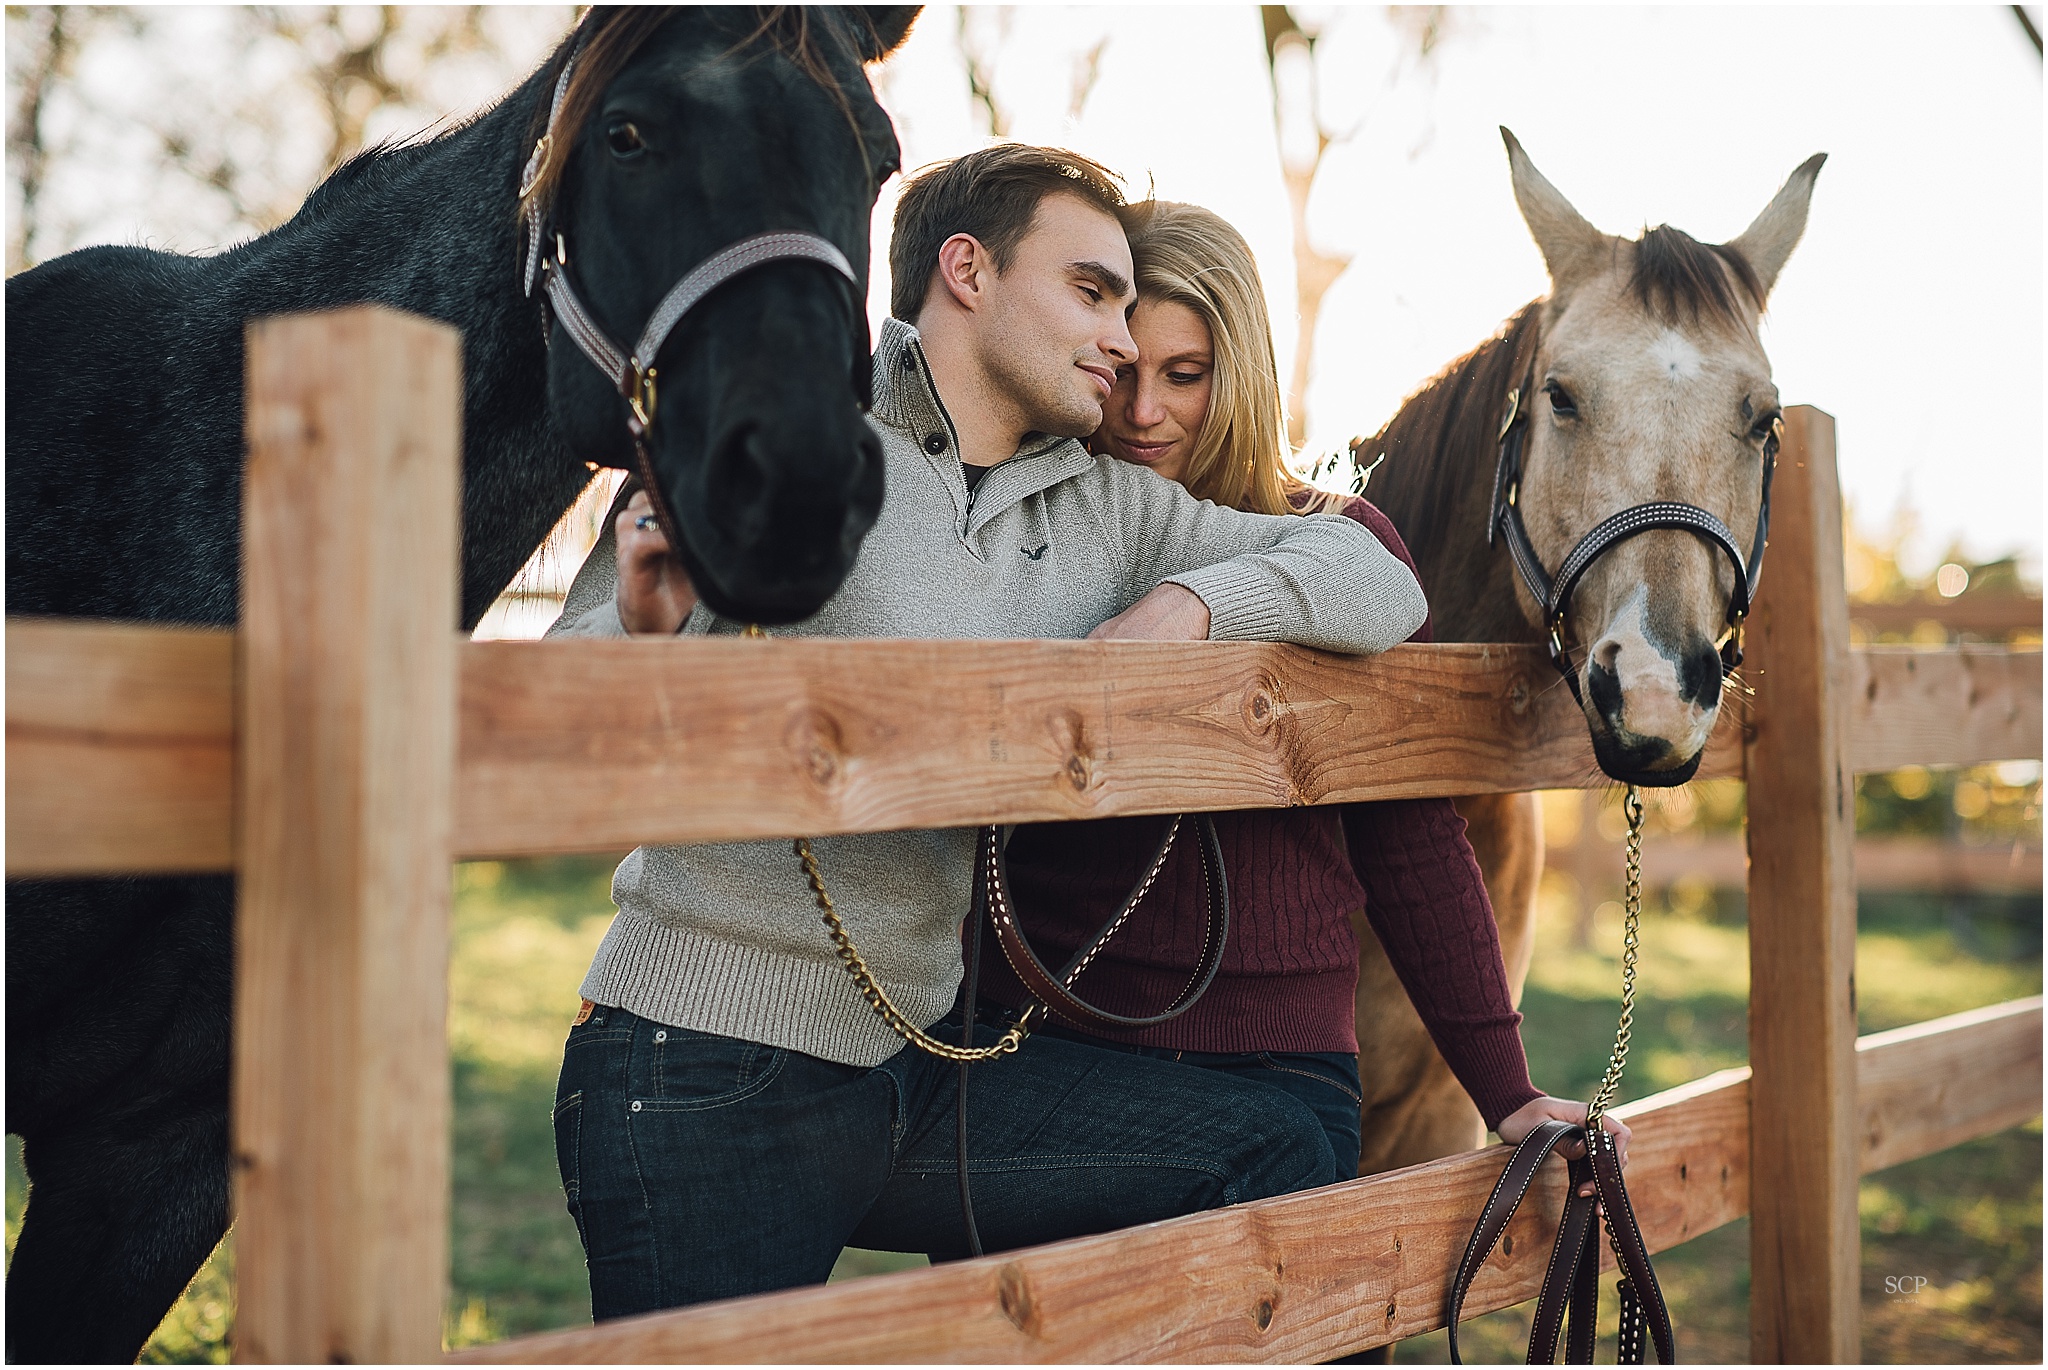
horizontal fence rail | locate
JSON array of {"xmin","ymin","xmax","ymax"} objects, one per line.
[
  {"xmin": 446, "ymin": 997, "xmax": 2041, "ymax": 1365},
  {"xmin": 5, "ymin": 622, "xmax": 2039, "ymax": 877}
]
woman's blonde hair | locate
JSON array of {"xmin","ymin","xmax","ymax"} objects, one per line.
[{"xmin": 1120, "ymin": 200, "xmax": 1344, "ymax": 516}]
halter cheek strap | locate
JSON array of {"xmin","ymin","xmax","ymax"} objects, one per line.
[{"xmin": 1488, "ymin": 370, "xmax": 1778, "ymax": 705}]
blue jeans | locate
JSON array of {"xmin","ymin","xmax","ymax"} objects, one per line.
[
  {"xmin": 554, "ymin": 1005, "xmax": 1336, "ymax": 1319},
  {"xmin": 1025, "ymin": 1017, "xmax": 1365, "ymax": 1181}
]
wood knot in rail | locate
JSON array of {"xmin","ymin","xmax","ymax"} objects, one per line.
[
  {"xmin": 996, "ymin": 1263, "xmax": 1039, "ymax": 1335},
  {"xmin": 1241, "ymin": 671, "xmax": 1286, "ymax": 738},
  {"xmin": 784, "ymin": 707, "xmax": 845, "ymax": 789},
  {"xmin": 1045, "ymin": 708, "xmax": 1095, "ymax": 795}
]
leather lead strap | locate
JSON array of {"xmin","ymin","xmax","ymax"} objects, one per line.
[
  {"xmin": 981, "ymin": 816, "xmax": 1231, "ymax": 1033},
  {"xmin": 1444, "ymin": 1121, "xmax": 1674, "ymax": 1364}
]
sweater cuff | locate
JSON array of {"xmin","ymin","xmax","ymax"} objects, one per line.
[
  {"xmin": 1162, "ymin": 559, "xmax": 1286, "ymax": 641},
  {"xmin": 1451, "ymin": 1018, "xmax": 1543, "ymax": 1131}
]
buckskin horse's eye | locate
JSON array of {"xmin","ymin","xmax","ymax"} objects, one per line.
[
  {"xmin": 1543, "ymin": 380, "xmax": 1578, "ymax": 419},
  {"xmin": 606, "ymin": 121, "xmax": 646, "ymax": 158}
]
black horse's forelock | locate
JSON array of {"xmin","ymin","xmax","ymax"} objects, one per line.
[{"xmin": 1629, "ymin": 224, "xmax": 1764, "ymax": 328}]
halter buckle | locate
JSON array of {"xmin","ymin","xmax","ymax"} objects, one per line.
[
  {"xmin": 626, "ymin": 364, "xmax": 659, "ymax": 433},
  {"xmin": 1547, "ymin": 616, "xmax": 1567, "ymax": 667},
  {"xmin": 518, "ymin": 134, "xmax": 552, "ymax": 204},
  {"xmin": 1497, "ymin": 387, "xmax": 1522, "ymax": 442}
]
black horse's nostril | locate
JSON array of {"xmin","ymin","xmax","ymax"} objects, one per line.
[
  {"xmin": 705, "ymin": 421, "xmax": 772, "ymax": 541},
  {"xmin": 1677, "ymin": 638, "xmax": 1723, "ymax": 707}
]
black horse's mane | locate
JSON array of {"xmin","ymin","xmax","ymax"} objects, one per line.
[{"xmin": 293, "ymin": 7, "xmax": 885, "ymax": 233}]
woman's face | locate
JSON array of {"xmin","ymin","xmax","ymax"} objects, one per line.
[{"xmin": 1093, "ymin": 297, "xmax": 1213, "ymax": 487}]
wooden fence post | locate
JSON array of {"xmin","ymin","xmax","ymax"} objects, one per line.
[
  {"xmin": 1744, "ymin": 406, "xmax": 1860, "ymax": 1362},
  {"xmin": 233, "ymin": 307, "xmax": 461, "ymax": 1362}
]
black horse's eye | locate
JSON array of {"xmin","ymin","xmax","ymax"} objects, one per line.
[
  {"xmin": 874, "ymin": 155, "xmax": 901, "ymax": 185},
  {"xmin": 606, "ymin": 121, "xmax": 646, "ymax": 158},
  {"xmin": 1544, "ymin": 379, "xmax": 1578, "ymax": 418}
]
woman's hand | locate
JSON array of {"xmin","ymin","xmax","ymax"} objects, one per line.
[
  {"xmin": 615, "ymin": 489, "xmax": 698, "ymax": 636},
  {"xmin": 1496, "ymin": 1095, "xmax": 1631, "ymax": 1198}
]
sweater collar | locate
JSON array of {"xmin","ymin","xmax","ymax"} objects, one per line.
[{"xmin": 870, "ymin": 317, "xmax": 1096, "ymax": 532}]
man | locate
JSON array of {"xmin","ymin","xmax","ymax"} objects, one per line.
[{"xmin": 548, "ymin": 145, "xmax": 1428, "ymax": 1320}]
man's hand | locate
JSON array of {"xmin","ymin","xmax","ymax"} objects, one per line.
[
  {"xmin": 1086, "ymin": 582, "xmax": 1211, "ymax": 641},
  {"xmin": 1496, "ymin": 1095, "xmax": 1631, "ymax": 1198},
  {"xmin": 616, "ymin": 489, "xmax": 698, "ymax": 636}
]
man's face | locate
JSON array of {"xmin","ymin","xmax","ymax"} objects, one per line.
[{"xmin": 973, "ymin": 193, "xmax": 1138, "ymax": 440}]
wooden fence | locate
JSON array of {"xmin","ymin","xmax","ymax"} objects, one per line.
[{"xmin": 6, "ymin": 307, "xmax": 2041, "ymax": 1363}]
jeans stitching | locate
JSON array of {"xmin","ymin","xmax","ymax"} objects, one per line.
[
  {"xmin": 633, "ymin": 1047, "xmax": 788, "ymax": 1113},
  {"xmin": 893, "ymin": 1152, "xmax": 1235, "ymax": 1183},
  {"xmin": 1255, "ymin": 1053, "xmax": 1364, "ymax": 1105}
]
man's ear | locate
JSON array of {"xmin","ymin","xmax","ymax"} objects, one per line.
[
  {"xmin": 853, "ymin": 6, "xmax": 920, "ymax": 60},
  {"xmin": 931, "ymin": 232, "xmax": 991, "ymax": 314}
]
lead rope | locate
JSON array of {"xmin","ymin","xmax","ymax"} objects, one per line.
[{"xmin": 1585, "ymin": 785, "xmax": 1645, "ymax": 1132}]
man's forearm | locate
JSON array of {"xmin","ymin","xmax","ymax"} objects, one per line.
[{"xmin": 1167, "ymin": 514, "xmax": 1426, "ymax": 652}]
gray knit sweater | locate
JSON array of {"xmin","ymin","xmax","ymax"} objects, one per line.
[{"xmin": 548, "ymin": 317, "xmax": 1427, "ymax": 1066}]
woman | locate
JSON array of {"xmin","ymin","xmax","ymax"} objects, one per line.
[{"xmin": 975, "ymin": 200, "xmax": 1622, "ymax": 1180}]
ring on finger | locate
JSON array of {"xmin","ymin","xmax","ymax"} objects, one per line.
[{"xmin": 634, "ymin": 515, "xmax": 659, "ymax": 531}]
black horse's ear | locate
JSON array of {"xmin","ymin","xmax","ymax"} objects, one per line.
[{"xmin": 853, "ymin": 6, "xmax": 920, "ymax": 59}]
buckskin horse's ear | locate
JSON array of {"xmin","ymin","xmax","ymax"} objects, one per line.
[
  {"xmin": 1501, "ymin": 127, "xmax": 1612, "ymax": 296},
  {"xmin": 853, "ymin": 6, "xmax": 921, "ymax": 59},
  {"xmin": 1725, "ymin": 152, "xmax": 1827, "ymax": 303}
]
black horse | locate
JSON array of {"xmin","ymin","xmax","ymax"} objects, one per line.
[{"xmin": 4, "ymin": 7, "xmax": 917, "ymax": 1360}]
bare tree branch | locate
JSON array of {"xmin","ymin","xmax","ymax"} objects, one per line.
[
  {"xmin": 7, "ymin": 5, "xmax": 81, "ymax": 272},
  {"xmin": 1068, "ymin": 34, "xmax": 1109, "ymax": 123},
  {"xmin": 957, "ymin": 5, "xmax": 1013, "ymax": 139},
  {"xmin": 2015, "ymin": 4, "xmax": 2042, "ymax": 57}
]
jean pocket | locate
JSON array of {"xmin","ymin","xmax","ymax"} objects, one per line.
[
  {"xmin": 552, "ymin": 1090, "xmax": 588, "ymax": 1246},
  {"xmin": 639, "ymin": 1028, "xmax": 787, "ymax": 1112},
  {"xmin": 1256, "ymin": 1053, "xmax": 1364, "ymax": 1105}
]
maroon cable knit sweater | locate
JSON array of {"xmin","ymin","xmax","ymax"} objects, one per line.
[{"xmin": 979, "ymin": 495, "xmax": 1542, "ymax": 1130}]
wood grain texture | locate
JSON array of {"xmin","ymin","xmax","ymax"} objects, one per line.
[
  {"xmin": 5, "ymin": 618, "xmax": 235, "ymax": 875},
  {"xmin": 455, "ymin": 636, "xmax": 1737, "ymax": 855},
  {"xmin": 1846, "ymin": 645, "xmax": 2043, "ymax": 774},
  {"xmin": 450, "ymin": 1070, "xmax": 1750, "ymax": 1365},
  {"xmin": 232, "ymin": 307, "xmax": 460, "ymax": 1364},
  {"xmin": 11, "ymin": 626, "xmax": 2041, "ymax": 877},
  {"xmin": 446, "ymin": 997, "xmax": 2039, "ymax": 1365},
  {"xmin": 1742, "ymin": 407, "xmax": 1861, "ymax": 1363},
  {"xmin": 1856, "ymin": 998, "xmax": 2043, "ymax": 1175}
]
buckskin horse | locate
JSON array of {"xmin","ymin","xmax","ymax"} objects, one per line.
[
  {"xmin": 1353, "ymin": 130, "xmax": 1824, "ymax": 1177},
  {"xmin": 4, "ymin": 7, "xmax": 917, "ymax": 1359}
]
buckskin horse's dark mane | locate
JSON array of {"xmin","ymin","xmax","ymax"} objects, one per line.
[{"xmin": 1363, "ymin": 225, "xmax": 1763, "ymax": 646}]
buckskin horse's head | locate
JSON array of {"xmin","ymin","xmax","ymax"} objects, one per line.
[
  {"xmin": 1500, "ymin": 130, "xmax": 1823, "ymax": 785},
  {"xmin": 529, "ymin": 7, "xmax": 917, "ymax": 623}
]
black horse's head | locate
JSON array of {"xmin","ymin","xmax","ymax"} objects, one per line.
[{"xmin": 530, "ymin": 6, "xmax": 916, "ymax": 623}]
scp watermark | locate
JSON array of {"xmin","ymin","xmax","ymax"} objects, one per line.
[{"xmin": 1884, "ymin": 1275, "xmax": 1929, "ymax": 1302}]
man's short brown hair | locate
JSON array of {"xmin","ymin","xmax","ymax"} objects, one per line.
[{"xmin": 889, "ymin": 144, "xmax": 1127, "ymax": 322}]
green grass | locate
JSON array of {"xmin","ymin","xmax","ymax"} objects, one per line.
[{"xmin": 5, "ymin": 853, "xmax": 2035, "ymax": 1361}]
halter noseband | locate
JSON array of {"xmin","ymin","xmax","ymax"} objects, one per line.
[
  {"xmin": 1488, "ymin": 368, "xmax": 1778, "ymax": 707},
  {"xmin": 519, "ymin": 46, "xmax": 868, "ymax": 554}
]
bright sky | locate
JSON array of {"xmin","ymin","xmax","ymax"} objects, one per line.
[{"xmin": 869, "ymin": 5, "xmax": 2043, "ymax": 579}]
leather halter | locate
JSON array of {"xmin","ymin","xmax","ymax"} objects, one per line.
[
  {"xmin": 1488, "ymin": 368, "xmax": 1778, "ymax": 706},
  {"xmin": 518, "ymin": 46, "xmax": 868, "ymax": 555}
]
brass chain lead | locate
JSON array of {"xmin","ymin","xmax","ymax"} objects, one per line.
[
  {"xmin": 797, "ymin": 835, "xmax": 1028, "ymax": 1063},
  {"xmin": 1584, "ymin": 785, "xmax": 1645, "ymax": 1132},
  {"xmin": 746, "ymin": 619, "xmax": 1027, "ymax": 1063}
]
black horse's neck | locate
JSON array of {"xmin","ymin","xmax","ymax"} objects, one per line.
[
  {"xmin": 213, "ymin": 66, "xmax": 585, "ymax": 625},
  {"xmin": 1365, "ymin": 303, "xmax": 1545, "ymax": 646}
]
